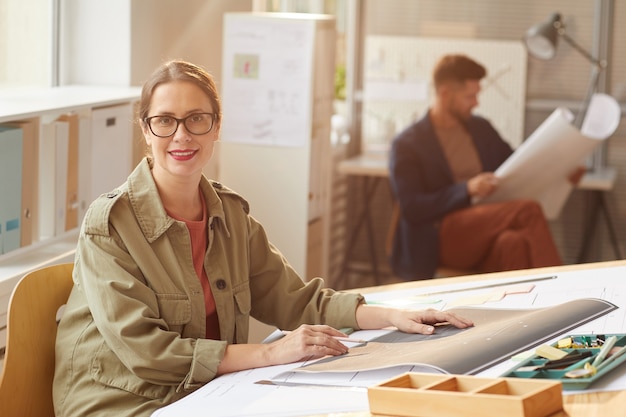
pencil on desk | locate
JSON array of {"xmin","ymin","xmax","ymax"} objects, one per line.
[
  {"xmin": 592, "ymin": 335, "xmax": 618, "ymax": 367},
  {"xmin": 596, "ymin": 345, "xmax": 626, "ymax": 371},
  {"xmin": 333, "ymin": 336, "xmax": 369, "ymax": 344},
  {"xmin": 280, "ymin": 330, "xmax": 368, "ymax": 344}
]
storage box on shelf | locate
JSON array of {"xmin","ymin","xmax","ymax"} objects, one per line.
[{"xmin": 0, "ymin": 85, "xmax": 141, "ymax": 350}]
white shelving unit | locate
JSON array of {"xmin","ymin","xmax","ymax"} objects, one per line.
[{"xmin": 0, "ymin": 85, "xmax": 141, "ymax": 349}]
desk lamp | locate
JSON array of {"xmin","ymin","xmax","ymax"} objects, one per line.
[{"xmin": 524, "ymin": 12, "xmax": 608, "ymax": 130}]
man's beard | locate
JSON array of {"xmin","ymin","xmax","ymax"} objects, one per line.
[{"xmin": 450, "ymin": 107, "xmax": 472, "ymax": 124}]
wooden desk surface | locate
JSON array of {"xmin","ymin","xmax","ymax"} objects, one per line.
[
  {"xmin": 315, "ymin": 260, "xmax": 626, "ymax": 417},
  {"xmin": 337, "ymin": 153, "xmax": 389, "ymax": 177},
  {"xmin": 306, "ymin": 390, "xmax": 626, "ymax": 417}
]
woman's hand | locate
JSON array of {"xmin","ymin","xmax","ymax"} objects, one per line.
[
  {"xmin": 217, "ymin": 324, "xmax": 349, "ymax": 376},
  {"xmin": 388, "ymin": 307, "xmax": 474, "ymax": 334},
  {"xmin": 218, "ymin": 309, "xmax": 473, "ymax": 376},
  {"xmin": 356, "ymin": 304, "xmax": 474, "ymax": 335},
  {"xmin": 265, "ymin": 324, "xmax": 350, "ymax": 364}
]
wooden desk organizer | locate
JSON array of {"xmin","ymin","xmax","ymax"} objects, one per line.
[{"xmin": 368, "ymin": 372, "xmax": 563, "ymax": 417}]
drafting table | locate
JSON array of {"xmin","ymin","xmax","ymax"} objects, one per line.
[{"xmin": 153, "ymin": 260, "xmax": 626, "ymax": 417}]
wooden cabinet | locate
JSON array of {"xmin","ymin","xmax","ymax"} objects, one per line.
[{"xmin": 0, "ymin": 85, "xmax": 141, "ymax": 349}]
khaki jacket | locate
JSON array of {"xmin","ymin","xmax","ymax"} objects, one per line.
[{"xmin": 53, "ymin": 158, "xmax": 364, "ymax": 416}]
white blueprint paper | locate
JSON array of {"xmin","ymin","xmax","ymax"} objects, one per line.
[
  {"xmin": 151, "ymin": 265, "xmax": 626, "ymax": 417},
  {"xmin": 477, "ymin": 93, "xmax": 621, "ymax": 219}
]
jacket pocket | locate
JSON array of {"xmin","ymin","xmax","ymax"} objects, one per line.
[
  {"xmin": 233, "ymin": 285, "xmax": 251, "ymax": 343},
  {"xmin": 156, "ymin": 293, "xmax": 191, "ymax": 326},
  {"xmin": 90, "ymin": 342, "xmax": 171, "ymax": 400}
]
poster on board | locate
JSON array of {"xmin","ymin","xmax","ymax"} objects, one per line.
[{"xmin": 221, "ymin": 14, "xmax": 314, "ymax": 148}]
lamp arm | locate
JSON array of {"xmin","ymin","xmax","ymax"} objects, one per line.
[
  {"xmin": 558, "ymin": 33, "xmax": 606, "ymax": 129},
  {"xmin": 574, "ymin": 63, "xmax": 602, "ymax": 129},
  {"xmin": 560, "ymin": 32, "xmax": 604, "ymax": 68}
]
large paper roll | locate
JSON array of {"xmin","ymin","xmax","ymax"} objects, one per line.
[{"xmin": 477, "ymin": 93, "xmax": 621, "ymax": 219}]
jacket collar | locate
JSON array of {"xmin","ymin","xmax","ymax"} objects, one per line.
[{"xmin": 126, "ymin": 158, "xmax": 227, "ymax": 243}]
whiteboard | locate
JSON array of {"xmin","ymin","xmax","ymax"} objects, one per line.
[{"xmin": 362, "ymin": 36, "xmax": 527, "ymax": 149}]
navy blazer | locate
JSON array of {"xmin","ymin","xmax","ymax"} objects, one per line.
[{"xmin": 388, "ymin": 111, "xmax": 513, "ymax": 280}]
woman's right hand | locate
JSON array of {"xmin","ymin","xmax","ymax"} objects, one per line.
[
  {"xmin": 265, "ymin": 324, "xmax": 350, "ymax": 365},
  {"xmin": 217, "ymin": 324, "xmax": 349, "ymax": 376}
]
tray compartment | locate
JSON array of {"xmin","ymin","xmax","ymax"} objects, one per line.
[
  {"xmin": 502, "ymin": 333, "xmax": 626, "ymax": 390},
  {"xmin": 368, "ymin": 372, "xmax": 562, "ymax": 417}
]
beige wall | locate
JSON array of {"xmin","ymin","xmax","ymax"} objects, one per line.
[
  {"xmin": 59, "ymin": 0, "xmax": 252, "ymax": 180},
  {"xmin": 129, "ymin": 0, "xmax": 245, "ymax": 86},
  {"xmin": 59, "ymin": 0, "xmax": 252, "ymax": 87},
  {"xmin": 0, "ymin": 0, "xmax": 50, "ymax": 86}
]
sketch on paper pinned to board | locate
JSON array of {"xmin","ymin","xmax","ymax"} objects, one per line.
[
  {"xmin": 362, "ymin": 36, "xmax": 527, "ymax": 150},
  {"xmin": 221, "ymin": 14, "xmax": 315, "ymax": 147}
]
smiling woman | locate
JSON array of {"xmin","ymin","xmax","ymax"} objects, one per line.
[
  {"xmin": 139, "ymin": 76, "xmax": 221, "ymax": 208},
  {"xmin": 50, "ymin": 60, "xmax": 473, "ymax": 417}
]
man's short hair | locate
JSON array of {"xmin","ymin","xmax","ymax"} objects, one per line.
[{"xmin": 433, "ymin": 54, "xmax": 487, "ymax": 89}]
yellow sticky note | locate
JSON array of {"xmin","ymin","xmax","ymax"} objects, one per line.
[
  {"xmin": 536, "ymin": 344, "xmax": 568, "ymax": 361},
  {"xmin": 557, "ymin": 337, "xmax": 573, "ymax": 349}
]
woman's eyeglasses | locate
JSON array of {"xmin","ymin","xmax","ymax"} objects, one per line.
[{"xmin": 144, "ymin": 113, "xmax": 216, "ymax": 137}]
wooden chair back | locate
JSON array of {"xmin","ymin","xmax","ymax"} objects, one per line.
[
  {"xmin": 385, "ymin": 201, "xmax": 402, "ymax": 259},
  {"xmin": 0, "ymin": 263, "xmax": 74, "ymax": 417}
]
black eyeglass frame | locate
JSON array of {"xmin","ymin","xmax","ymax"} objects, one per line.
[{"xmin": 143, "ymin": 112, "xmax": 217, "ymax": 138}]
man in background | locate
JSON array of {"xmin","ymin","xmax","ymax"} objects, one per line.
[{"xmin": 388, "ymin": 54, "xmax": 564, "ymax": 280}]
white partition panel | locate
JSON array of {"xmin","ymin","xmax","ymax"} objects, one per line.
[{"xmin": 220, "ymin": 13, "xmax": 336, "ymax": 279}]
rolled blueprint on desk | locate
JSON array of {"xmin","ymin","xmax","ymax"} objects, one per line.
[
  {"xmin": 278, "ymin": 298, "xmax": 616, "ymax": 384},
  {"xmin": 477, "ymin": 93, "xmax": 621, "ymax": 219}
]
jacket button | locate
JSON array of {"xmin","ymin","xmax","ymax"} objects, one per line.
[
  {"xmin": 213, "ymin": 182, "xmax": 223, "ymax": 189},
  {"xmin": 216, "ymin": 279, "xmax": 227, "ymax": 290},
  {"xmin": 106, "ymin": 191, "xmax": 118, "ymax": 198}
]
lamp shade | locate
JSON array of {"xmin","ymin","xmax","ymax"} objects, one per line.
[{"xmin": 524, "ymin": 13, "xmax": 561, "ymax": 60}]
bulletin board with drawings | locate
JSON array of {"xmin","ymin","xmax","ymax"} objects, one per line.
[{"xmin": 362, "ymin": 36, "xmax": 527, "ymax": 150}]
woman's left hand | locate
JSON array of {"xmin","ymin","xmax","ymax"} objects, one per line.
[
  {"xmin": 389, "ymin": 307, "xmax": 474, "ymax": 334},
  {"xmin": 355, "ymin": 304, "xmax": 474, "ymax": 334}
]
